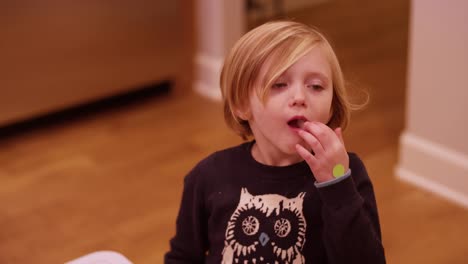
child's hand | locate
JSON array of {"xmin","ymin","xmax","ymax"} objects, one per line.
[{"xmin": 295, "ymin": 121, "xmax": 349, "ymax": 183}]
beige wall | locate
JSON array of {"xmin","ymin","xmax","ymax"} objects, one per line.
[
  {"xmin": 194, "ymin": 0, "xmax": 245, "ymax": 100},
  {"xmin": 396, "ymin": 0, "xmax": 468, "ymax": 208},
  {"xmin": 197, "ymin": 0, "xmax": 225, "ymax": 58},
  {"xmin": 407, "ymin": 0, "xmax": 468, "ymax": 153}
]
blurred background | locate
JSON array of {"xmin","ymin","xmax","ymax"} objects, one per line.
[{"xmin": 0, "ymin": 0, "xmax": 467, "ymax": 263}]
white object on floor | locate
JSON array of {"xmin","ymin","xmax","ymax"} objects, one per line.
[{"xmin": 66, "ymin": 251, "xmax": 133, "ymax": 264}]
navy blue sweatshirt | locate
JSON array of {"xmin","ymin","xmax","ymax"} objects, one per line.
[{"xmin": 165, "ymin": 141, "xmax": 386, "ymax": 263}]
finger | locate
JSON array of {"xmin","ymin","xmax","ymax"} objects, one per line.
[
  {"xmin": 334, "ymin": 127, "xmax": 345, "ymax": 145},
  {"xmin": 303, "ymin": 121, "xmax": 332, "ymax": 150},
  {"xmin": 314, "ymin": 121, "xmax": 345, "ymax": 148},
  {"xmin": 295, "ymin": 144, "xmax": 318, "ymax": 169},
  {"xmin": 297, "ymin": 129, "xmax": 325, "ymax": 157}
]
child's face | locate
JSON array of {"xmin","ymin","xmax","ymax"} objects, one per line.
[{"xmin": 247, "ymin": 47, "xmax": 334, "ymax": 159}]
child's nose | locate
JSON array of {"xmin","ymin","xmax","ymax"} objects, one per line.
[{"xmin": 289, "ymin": 86, "xmax": 306, "ymax": 107}]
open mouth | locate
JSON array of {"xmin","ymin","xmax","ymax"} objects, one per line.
[{"xmin": 287, "ymin": 117, "xmax": 307, "ymax": 129}]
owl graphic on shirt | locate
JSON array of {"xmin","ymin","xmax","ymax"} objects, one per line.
[{"xmin": 222, "ymin": 188, "xmax": 307, "ymax": 264}]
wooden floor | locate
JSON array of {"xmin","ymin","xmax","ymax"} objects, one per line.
[{"xmin": 1, "ymin": 1, "xmax": 468, "ymax": 263}]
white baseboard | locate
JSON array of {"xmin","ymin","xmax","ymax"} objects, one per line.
[
  {"xmin": 194, "ymin": 54, "xmax": 223, "ymax": 102},
  {"xmin": 395, "ymin": 131, "xmax": 468, "ymax": 209}
]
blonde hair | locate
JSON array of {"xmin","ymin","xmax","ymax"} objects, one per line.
[{"xmin": 220, "ymin": 20, "xmax": 359, "ymax": 139}]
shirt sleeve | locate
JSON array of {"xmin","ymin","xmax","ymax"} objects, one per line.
[
  {"xmin": 316, "ymin": 153, "xmax": 386, "ymax": 264},
  {"xmin": 164, "ymin": 164, "xmax": 208, "ymax": 264},
  {"xmin": 314, "ymin": 169, "xmax": 351, "ymax": 188}
]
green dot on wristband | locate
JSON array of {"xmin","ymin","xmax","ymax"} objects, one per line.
[{"xmin": 333, "ymin": 164, "xmax": 345, "ymax": 178}]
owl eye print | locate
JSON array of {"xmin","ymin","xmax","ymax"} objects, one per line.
[
  {"xmin": 274, "ymin": 218, "xmax": 291, "ymax": 237},
  {"xmin": 222, "ymin": 188, "xmax": 306, "ymax": 264},
  {"xmin": 242, "ymin": 216, "xmax": 259, "ymax": 235}
]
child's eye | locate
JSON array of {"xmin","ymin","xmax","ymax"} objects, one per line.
[
  {"xmin": 308, "ymin": 84, "xmax": 324, "ymax": 91},
  {"xmin": 272, "ymin": 83, "xmax": 287, "ymax": 89}
]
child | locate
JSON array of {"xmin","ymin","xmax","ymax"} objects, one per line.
[{"xmin": 165, "ymin": 21, "xmax": 385, "ymax": 264}]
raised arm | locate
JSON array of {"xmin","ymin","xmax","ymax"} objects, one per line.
[{"xmin": 318, "ymin": 153, "xmax": 386, "ymax": 264}]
